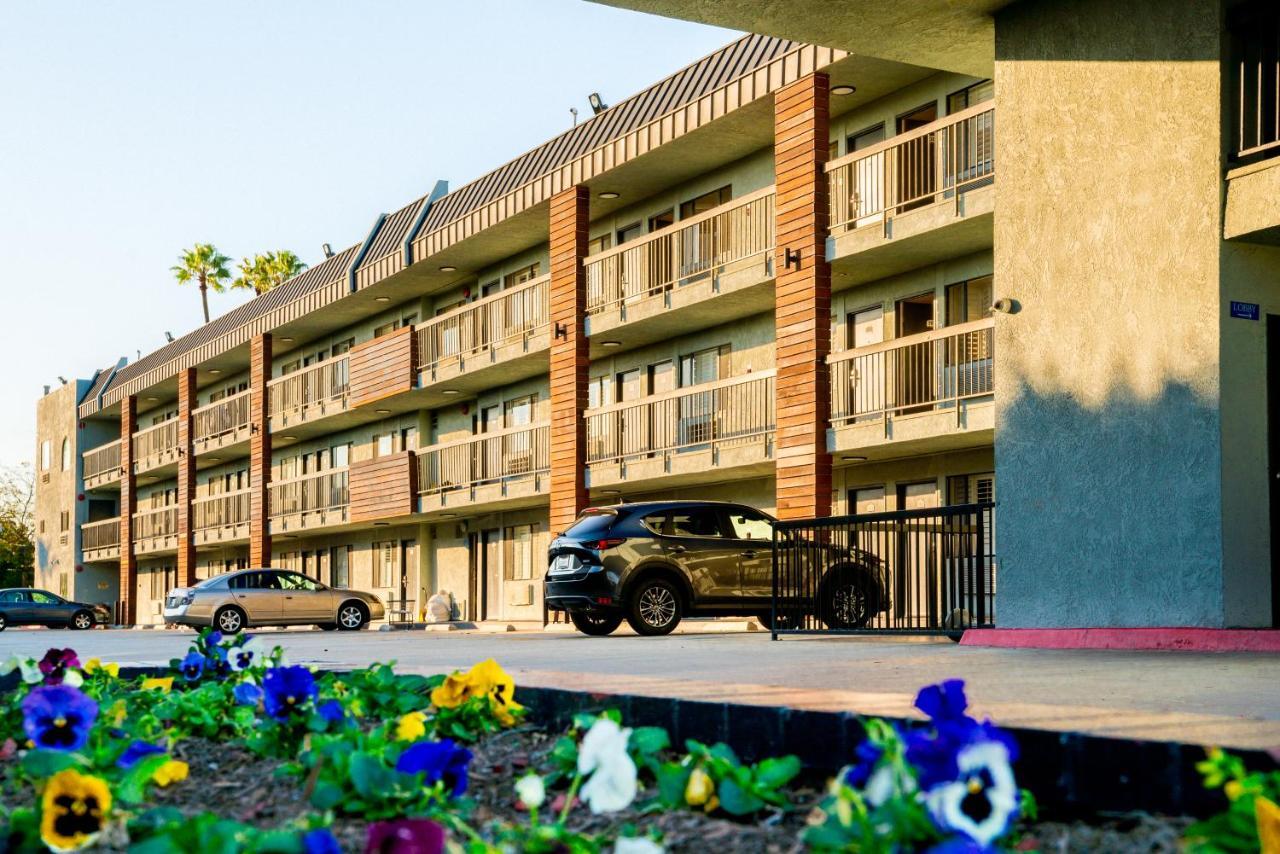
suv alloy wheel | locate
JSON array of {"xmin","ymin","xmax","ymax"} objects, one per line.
[{"xmin": 626, "ymin": 577, "xmax": 682, "ymax": 636}]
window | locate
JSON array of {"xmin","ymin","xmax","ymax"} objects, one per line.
[
  {"xmin": 278, "ymin": 572, "xmax": 320, "ymax": 591},
  {"xmin": 504, "ymin": 524, "xmax": 535, "ymax": 580},
  {"xmin": 648, "ymin": 209, "xmax": 674, "ymax": 232},
  {"xmin": 828, "ymin": 139, "xmax": 839, "ymax": 160},
  {"xmin": 61, "ymin": 438, "xmax": 71, "ymax": 471},
  {"xmin": 374, "ymin": 433, "xmax": 395, "ymax": 458},
  {"xmin": 480, "ymin": 280, "xmax": 502, "ymax": 298},
  {"xmin": 648, "ymin": 509, "xmax": 724, "ymax": 538},
  {"xmin": 648, "ymin": 360, "xmax": 675, "ymax": 395},
  {"xmin": 726, "ymin": 509, "xmax": 773, "ymax": 541},
  {"xmin": 330, "ymin": 545, "xmax": 351, "ymax": 588},
  {"xmin": 944, "ymin": 276, "xmax": 994, "ymax": 326},
  {"xmin": 504, "ymin": 263, "xmax": 540, "ymax": 289},
  {"xmin": 587, "ymin": 376, "xmax": 613, "ymax": 410},
  {"xmin": 948, "ymin": 473, "xmax": 995, "ymax": 506},
  {"xmin": 331, "ymin": 338, "xmax": 355, "ymax": 357},
  {"xmin": 947, "ymin": 80, "xmax": 994, "ymax": 115},
  {"xmin": 587, "ymin": 234, "xmax": 611, "ymax": 256},
  {"xmin": 848, "ymin": 123, "xmax": 885, "ymax": 153},
  {"xmin": 679, "ymin": 185, "xmax": 731, "ymax": 219},
  {"xmin": 331, "ymin": 443, "xmax": 351, "ymax": 469},
  {"xmin": 32, "ymin": 590, "xmax": 60, "ymax": 605},
  {"xmin": 679, "ymin": 345, "xmax": 726, "ymax": 388},
  {"xmin": 504, "ymin": 395, "xmax": 535, "ymax": 428},
  {"xmin": 477, "ymin": 405, "xmax": 501, "ymax": 435},
  {"xmin": 400, "ymin": 426, "xmax": 418, "ymax": 451},
  {"xmin": 616, "ymin": 222, "xmax": 643, "ymax": 245},
  {"xmin": 1229, "ymin": 2, "xmax": 1280, "ymax": 160},
  {"xmin": 615, "ymin": 369, "xmax": 641, "ymax": 403},
  {"xmin": 372, "ymin": 541, "xmax": 398, "ymax": 588},
  {"xmin": 59, "ymin": 511, "xmax": 70, "ymax": 533},
  {"xmin": 373, "ymin": 321, "xmax": 398, "ymax": 339},
  {"xmin": 0, "ymin": 591, "xmax": 27, "ymax": 603},
  {"xmin": 848, "ymin": 306, "xmax": 885, "ymax": 349},
  {"xmin": 40, "ymin": 440, "xmax": 50, "ymax": 471}
]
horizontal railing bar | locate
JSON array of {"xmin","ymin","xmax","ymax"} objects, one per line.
[
  {"xmin": 587, "ymin": 369, "xmax": 776, "ymax": 416},
  {"xmin": 828, "ymin": 318, "xmax": 994, "ymax": 362}
]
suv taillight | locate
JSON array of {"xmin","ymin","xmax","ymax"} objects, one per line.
[{"xmin": 590, "ymin": 538, "xmax": 627, "ymax": 551}]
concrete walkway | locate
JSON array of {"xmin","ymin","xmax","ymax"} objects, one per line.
[{"xmin": 2, "ymin": 628, "xmax": 1276, "ymax": 749}]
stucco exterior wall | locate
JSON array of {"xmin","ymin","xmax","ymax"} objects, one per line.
[{"xmin": 993, "ymin": 0, "xmax": 1227, "ymax": 626}]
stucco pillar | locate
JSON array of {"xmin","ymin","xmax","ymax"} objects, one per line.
[
  {"xmin": 548, "ymin": 185, "xmax": 589, "ymax": 535},
  {"xmin": 773, "ymin": 72, "xmax": 833, "ymax": 520},
  {"xmin": 118, "ymin": 396, "xmax": 137, "ymax": 625},
  {"xmin": 176, "ymin": 368, "xmax": 197, "ymax": 587},
  {"xmin": 249, "ymin": 334, "xmax": 272, "ymax": 566}
]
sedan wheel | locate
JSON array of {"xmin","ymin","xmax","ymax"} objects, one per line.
[
  {"xmin": 0, "ymin": 613, "xmax": 7, "ymax": 632},
  {"xmin": 626, "ymin": 578, "xmax": 682, "ymax": 636},
  {"xmin": 71, "ymin": 611, "xmax": 93, "ymax": 631},
  {"xmin": 337, "ymin": 603, "xmax": 367, "ymax": 631},
  {"xmin": 215, "ymin": 607, "xmax": 245, "ymax": 634}
]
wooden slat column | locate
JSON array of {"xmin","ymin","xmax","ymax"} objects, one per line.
[
  {"xmin": 548, "ymin": 186, "xmax": 589, "ymax": 534},
  {"xmin": 176, "ymin": 368, "xmax": 197, "ymax": 587},
  {"xmin": 774, "ymin": 73, "xmax": 833, "ymax": 520},
  {"xmin": 249, "ymin": 334, "xmax": 272, "ymax": 566},
  {"xmin": 119, "ymin": 396, "xmax": 138, "ymax": 625}
]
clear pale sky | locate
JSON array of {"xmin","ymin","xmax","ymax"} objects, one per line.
[{"xmin": 0, "ymin": 1, "xmax": 737, "ymax": 467}]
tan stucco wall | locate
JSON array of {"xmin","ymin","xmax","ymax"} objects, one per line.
[
  {"xmin": 1224, "ymin": 159, "xmax": 1280, "ymax": 242},
  {"xmin": 993, "ymin": 0, "xmax": 1230, "ymax": 626}
]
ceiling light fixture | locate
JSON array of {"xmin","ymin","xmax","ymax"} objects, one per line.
[
  {"xmin": 832, "ymin": 85, "xmax": 856, "ymax": 96},
  {"xmin": 842, "ymin": 455, "xmax": 867, "ymax": 462},
  {"xmin": 375, "ymin": 296, "xmax": 390, "ymax": 303},
  {"xmin": 601, "ymin": 340, "xmax": 621, "ymax": 348},
  {"xmin": 440, "ymin": 513, "xmax": 457, "ymax": 519},
  {"xmin": 442, "ymin": 389, "xmax": 460, "ymax": 396},
  {"xmin": 281, "ymin": 436, "xmax": 296, "ymax": 441},
  {"xmin": 375, "ymin": 409, "xmax": 391, "ymax": 415},
  {"xmin": 599, "ymin": 191, "xmax": 620, "ymax": 200},
  {"xmin": 279, "ymin": 337, "xmax": 294, "ymax": 344},
  {"xmin": 208, "ymin": 369, "xmax": 222, "ymax": 375},
  {"xmin": 439, "ymin": 265, "xmax": 457, "ymax": 273}
]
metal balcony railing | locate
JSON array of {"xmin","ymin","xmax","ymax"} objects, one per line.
[
  {"xmin": 83, "ymin": 440, "xmax": 122, "ymax": 484},
  {"xmin": 586, "ymin": 372, "xmax": 776, "ymax": 463},
  {"xmin": 193, "ymin": 390, "xmax": 251, "ymax": 446},
  {"xmin": 268, "ymin": 469, "xmax": 349, "ymax": 518},
  {"xmin": 192, "ymin": 489, "xmax": 252, "ymax": 531},
  {"xmin": 133, "ymin": 506, "xmax": 178, "ymax": 541},
  {"xmin": 827, "ymin": 105, "xmax": 995, "ymax": 234},
  {"xmin": 416, "ymin": 424, "xmax": 549, "ymax": 494},
  {"xmin": 132, "ymin": 420, "xmax": 179, "ymax": 469},
  {"xmin": 268, "ymin": 357, "xmax": 349, "ymax": 426},
  {"xmin": 415, "ymin": 276, "xmax": 549, "ymax": 374},
  {"xmin": 81, "ymin": 517, "xmax": 120, "ymax": 550},
  {"xmin": 584, "ymin": 188, "xmax": 775, "ymax": 316},
  {"xmin": 829, "ymin": 319, "xmax": 995, "ymax": 426}
]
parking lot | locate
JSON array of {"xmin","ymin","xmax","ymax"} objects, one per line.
[{"xmin": 2, "ymin": 626, "xmax": 1277, "ymax": 749}]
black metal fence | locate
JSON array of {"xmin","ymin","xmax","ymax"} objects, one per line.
[{"xmin": 770, "ymin": 502, "xmax": 996, "ymax": 638}]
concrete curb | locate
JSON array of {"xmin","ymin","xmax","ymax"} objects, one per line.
[{"xmin": 962, "ymin": 627, "xmax": 1280, "ymax": 653}]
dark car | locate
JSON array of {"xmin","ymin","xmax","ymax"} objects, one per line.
[
  {"xmin": 545, "ymin": 501, "xmax": 885, "ymax": 636},
  {"xmin": 0, "ymin": 589, "xmax": 110, "ymax": 631}
]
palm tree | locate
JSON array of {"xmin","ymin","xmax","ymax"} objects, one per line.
[
  {"xmin": 232, "ymin": 250, "xmax": 307, "ymax": 296},
  {"xmin": 171, "ymin": 243, "xmax": 232, "ymax": 324}
]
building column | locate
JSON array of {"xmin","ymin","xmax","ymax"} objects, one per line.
[
  {"xmin": 249, "ymin": 334, "xmax": 272, "ymax": 566},
  {"xmin": 773, "ymin": 72, "xmax": 832, "ymax": 520},
  {"xmin": 176, "ymin": 368, "xmax": 197, "ymax": 587},
  {"xmin": 118, "ymin": 396, "xmax": 138, "ymax": 625},
  {"xmin": 548, "ymin": 185, "xmax": 590, "ymax": 535}
]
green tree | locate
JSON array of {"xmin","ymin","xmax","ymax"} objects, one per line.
[
  {"xmin": 171, "ymin": 243, "xmax": 232, "ymax": 324},
  {"xmin": 0, "ymin": 464, "xmax": 34, "ymax": 588},
  {"xmin": 232, "ymin": 250, "xmax": 307, "ymax": 296}
]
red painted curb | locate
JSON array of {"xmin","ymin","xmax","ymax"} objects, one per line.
[{"xmin": 960, "ymin": 627, "xmax": 1280, "ymax": 653}]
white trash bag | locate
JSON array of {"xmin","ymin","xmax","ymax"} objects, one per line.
[{"xmin": 425, "ymin": 591, "xmax": 453, "ymax": 624}]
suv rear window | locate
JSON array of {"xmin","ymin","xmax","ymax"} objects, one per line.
[{"xmin": 564, "ymin": 510, "xmax": 617, "ymax": 539}]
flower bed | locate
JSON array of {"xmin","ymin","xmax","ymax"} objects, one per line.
[{"xmin": 0, "ymin": 634, "xmax": 1272, "ymax": 852}]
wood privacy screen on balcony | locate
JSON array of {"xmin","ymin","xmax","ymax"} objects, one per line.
[
  {"xmin": 132, "ymin": 420, "xmax": 179, "ymax": 464},
  {"xmin": 586, "ymin": 372, "xmax": 776, "ymax": 463},
  {"xmin": 268, "ymin": 469, "xmax": 349, "ymax": 518},
  {"xmin": 584, "ymin": 188, "xmax": 775, "ymax": 315},
  {"xmin": 1231, "ymin": 2, "xmax": 1280, "ymax": 159},
  {"xmin": 82, "ymin": 518, "xmax": 120, "ymax": 550},
  {"xmin": 192, "ymin": 489, "xmax": 251, "ymax": 531},
  {"xmin": 82, "ymin": 440, "xmax": 122, "ymax": 481},
  {"xmin": 416, "ymin": 425, "xmax": 550, "ymax": 494},
  {"xmin": 827, "ymin": 105, "xmax": 994, "ymax": 233},
  {"xmin": 350, "ymin": 326, "xmax": 416, "ymax": 409},
  {"xmin": 193, "ymin": 390, "xmax": 251, "ymax": 444},
  {"xmin": 349, "ymin": 451, "xmax": 417, "ymax": 523},
  {"xmin": 268, "ymin": 357, "xmax": 350, "ymax": 422},
  {"xmin": 414, "ymin": 276, "xmax": 550, "ymax": 373},
  {"xmin": 829, "ymin": 319, "xmax": 994, "ymax": 425}
]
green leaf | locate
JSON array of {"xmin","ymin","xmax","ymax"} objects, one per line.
[
  {"xmin": 655, "ymin": 762, "xmax": 694, "ymax": 810},
  {"xmin": 20, "ymin": 748, "xmax": 81, "ymax": 779},
  {"xmin": 349, "ymin": 751, "xmax": 392, "ymax": 798},
  {"xmin": 755, "ymin": 755, "xmax": 801, "ymax": 789},
  {"xmin": 718, "ymin": 776, "xmax": 765, "ymax": 816},
  {"xmin": 310, "ymin": 781, "xmax": 344, "ymax": 811},
  {"xmin": 629, "ymin": 726, "xmax": 670, "ymax": 756},
  {"xmin": 118, "ymin": 754, "xmax": 172, "ymax": 804}
]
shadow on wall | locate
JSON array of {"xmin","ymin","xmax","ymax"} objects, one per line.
[{"xmin": 995, "ymin": 379, "xmax": 1226, "ymax": 628}]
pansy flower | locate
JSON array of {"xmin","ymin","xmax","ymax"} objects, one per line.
[
  {"xmin": 151, "ymin": 759, "xmax": 189, "ymax": 787},
  {"xmin": 430, "ymin": 659, "xmax": 523, "ymax": 726},
  {"xmin": 262, "ymin": 665, "xmax": 317, "ymax": 720},
  {"xmin": 38, "ymin": 648, "xmax": 81, "ymax": 686},
  {"xmin": 82, "ymin": 658, "xmax": 119, "ymax": 678},
  {"xmin": 923, "ymin": 740, "xmax": 1019, "ymax": 847},
  {"xmin": 22, "ymin": 684, "xmax": 98, "ymax": 751},
  {"xmin": 577, "ymin": 717, "xmax": 638, "ymax": 814},
  {"xmin": 317, "ymin": 699, "xmax": 346, "ymax": 726},
  {"xmin": 233, "ymin": 682, "xmax": 263, "ymax": 707},
  {"xmin": 204, "ymin": 645, "xmax": 232, "ymax": 679},
  {"xmin": 1, "ymin": 654, "xmax": 45, "ymax": 684},
  {"xmin": 303, "ymin": 827, "xmax": 342, "ymax": 854},
  {"xmin": 365, "ymin": 818, "xmax": 446, "ymax": 854},
  {"xmin": 396, "ymin": 711, "xmax": 427, "ymax": 742},
  {"xmin": 141, "ymin": 676, "xmax": 173, "ymax": 693},
  {"xmin": 395, "ymin": 739, "xmax": 473, "ymax": 798},
  {"xmin": 228, "ymin": 637, "xmax": 266, "ymax": 672},
  {"xmin": 179, "ymin": 651, "xmax": 205, "ymax": 681},
  {"xmin": 116, "ymin": 740, "xmax": 165, "ymax": 768},
  {"xmin": 40, "ymin": 769, "xmax": 111, "ymax": 853}
]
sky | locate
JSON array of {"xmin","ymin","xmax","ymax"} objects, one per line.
[{"xmin": 0, "ymin": 0, "xmax": 738, "ymax": 467}]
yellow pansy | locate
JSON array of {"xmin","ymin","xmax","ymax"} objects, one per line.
[
  {"xmin": 1258, "ymin": 796, "xmax": 1280, "ymax": 854},
  {"xmin": 429, "ymin": 673, "xmax": 471, "ymax": 710},
  {"xmin": 83, "ymin": 659, "xmax": 119, "ymax": 678},
  {"xmin": 40, "ymin": 769, "xmax": 111, "ymax": 852},
  {"xmin": 464, "ymin": 659, "xmax": 524, "ymax": 726},
  {"xmin": 140, "ymin": 676, "xmax": 173, "ymax": 693},
  {"xmin": 685, "ymin": 766, "xmax": 715, "ymax": 807},
  {"xmin": 151, "ymin": 760, "xmax": 189, "ymax": 787},
  {"xmin": 396, "ymin": 711, "xmax": 427, "ymax": 742}
]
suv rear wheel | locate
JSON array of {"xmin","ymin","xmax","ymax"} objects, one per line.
[
  {"xmin": 817, "ymin": 566, "xmax": 879, "ymax": 630},
  {"xmin": 570, "ymin": 612, "xmax": 623, "ymax": 636},
  {"xmin": 626, "ymin": 577, "xmax": 682, "ymax": 636}
]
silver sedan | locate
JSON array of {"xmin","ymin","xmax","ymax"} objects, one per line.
[{"xmin": 163, "ymin": 569, "xmax": 385, "ymax": 633}]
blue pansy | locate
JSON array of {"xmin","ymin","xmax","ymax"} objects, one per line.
[
  {"xmin": 233, "ymin": 682, "xmax": 264, "ymax": 706},
  {"xmin": 21, "ymin": 684, "xmax": 98, "ymax": 751},
  {"xmin": 843, "ymin": 737, "xmax": 886, "ymax": 788},
  {"xmin": 915, "ymin": 680, "xmax": 972, "ymax": 725},
  {"xmin": 117, "ymin": 740, "xmax": 165, "ymax": 768},
  {"xmin": 179, "ymin": 651, "xmax": 205, "ymax": 681},
  {"xmin": 395, "ymin": 739, "xmax": 473, "ymax": 798},
  {"xmin": 204, "ymin": 645, "xmax": 232, "ymax": 679},
  {"xmin": 926, "ymin": 838, "xmax": 996, "ymax": 854},
  {"xmin": 316, "ymin": 699, "xmax": 345, "ymax": 725},
  {"xmin": 262, "ymin": 665, "xmax": 318, "ymax": 720},
  {"xmin": 302, "ymin": 827, "xmax": 342, "ymax": 854}
]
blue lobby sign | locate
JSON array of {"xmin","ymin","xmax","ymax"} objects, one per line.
[{"xmin": 1230, "ymin": 301, "xmax": 1260, "ymax": 321}]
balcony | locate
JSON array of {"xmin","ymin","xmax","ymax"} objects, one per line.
[
  {"xmin": 414, "ymin": 275, "xmax": 550, "ymax": 390},
  {"xmin": 81, "ymin": 518, "xmax": 120, "ymax": 562},
  {"xmin": 269, "ymin": 469, "xmax": 349, "ymax": 534},
  {"xmin": 828, "ymin": 318, "xmax": 995, "ymax": 458},
  {"xmin": 268, "ymin": 357, "xmax": 349, "ymax": 433},
  {"xmin": 132, "ymin": 421, "xmax": 181, "ymax": 476},
  {"xmin": 193, "ymin": 489, "xmax": 251, "ymax": 547},
  {"xmin": 826, "ymin": 105, "xmax": 994, "ymax": 285},
  {"xmin": 586, "ymin": 372, "xmax": 775, "ymax": 490},
  {"xmin": 133, "ymin": 506, "xmax": 179, "ymax": 556},
  {"xmin": 417, "ymin": 424, "xmax": 549, "ymax": 515},
  {"xmin": 83, "ymin": 440, "xmax": 122, "ymax": 490},
  {"xmin": 193, "ymin": 390, "xmax": 252, "ymax": 457},
  {"xmin": 584, "ymin": 188, "xmax": 775, "ymax": 347}
]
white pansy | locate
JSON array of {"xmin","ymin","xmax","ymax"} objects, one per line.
[
  {"xmin": 577, "ymin": 718, "xmax": 638, "ymax": 813},
  {"xmin": 228, "ymin": 637, "xmax": 266, "ymax": 672},
  {"xmin": 0, "ymin": 655, "xmax": 44, "ymax": 684},
  {"xmin": 61, "ymin": 670, "xmax": 83, "ymax": 688},
  {"xmin": 613, "ymin": 837, "xmax": 665, "ymax": 854},
  {"xmin": 515, "ymin": 773, "xmax": 546, "ymax": 809},
  {"xmin": 924, "ymin": 740, "xmax": 1018, "ymax": 846}
]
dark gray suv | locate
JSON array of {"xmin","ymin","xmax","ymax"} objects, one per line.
[{"xmin": 545, "ymin": 501, "xmax": 884, "ymax": 636}]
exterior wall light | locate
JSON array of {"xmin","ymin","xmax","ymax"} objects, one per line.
[
  {"xmin": 601, "ymin": 340, "xmax": 621, "ymax": 348},
  {"xmin": 439, "ymin": 265, "xmax": 457, "ymax": 272},
  {"xmin": 599, "ymin": 191, "xmax": 620, "ymax": 200},
  {"xmin": 831, "ymin": 85, "xmax": 856, "ymax": 96}
]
